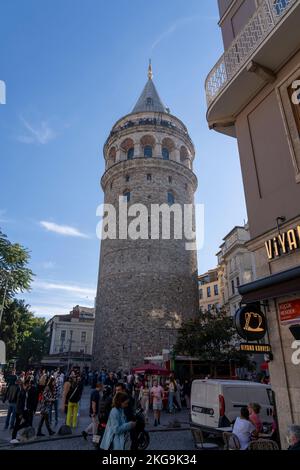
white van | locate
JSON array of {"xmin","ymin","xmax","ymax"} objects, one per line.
[{"xmin": 190, "ymin": 379, "xmax": 273, "ymax": 435}]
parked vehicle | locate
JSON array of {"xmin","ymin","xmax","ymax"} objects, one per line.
[{"xmin": 190, "ymin": 379, "xmax": 273, "ymax": 436}]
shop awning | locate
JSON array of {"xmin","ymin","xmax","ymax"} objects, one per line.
[
  {"xmin": 238, "ymin": 266, "xmax": 300, "ymax": 303},
  {"xmin": 132, "ymin": 363, "xmax": 169, "ymax": 375}
]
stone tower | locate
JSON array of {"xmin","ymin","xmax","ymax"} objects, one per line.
[{"xmin": 93, "ymin": 64, "xmax": 198, "ymax": 370}]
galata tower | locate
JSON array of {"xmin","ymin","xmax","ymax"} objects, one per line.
[{"xmin": 93, "ymin": 63, "xmax": 198, "ymax": 371}]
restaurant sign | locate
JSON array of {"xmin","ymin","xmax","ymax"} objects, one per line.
[
  {"xmin": 265, "ymin": 225, "xmax": 300, "ymax": 260},
  {"xmin": 240, "ymin": 343, "xmax": 271, "ymax": 353},
  {"xmin": 234, "ymin": 304, "xmax": 267, "ymax": 341},
  {"xmin": 279, "ymin": 299, "xmax": 300, "ymax": 323}
]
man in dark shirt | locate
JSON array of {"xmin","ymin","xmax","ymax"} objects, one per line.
[
  {"xmin": 82, "ymin": 382, "xmax": 102, "ymax": 440},
  {"xmin": 10, "ymin": 379, "xmax": 36, "ymax": 443},
  {"xmin": 104, "ymin": 372, "xmax": 117, "ymax": 392}
]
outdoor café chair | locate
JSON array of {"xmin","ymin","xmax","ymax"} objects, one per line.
[
  {"xmin": 223, "ymin": 432, "xmax": 241, "ymax": 450},
  {"xmin": 191, "ymin": 428, "xmax": 219, "ymax": 450}
]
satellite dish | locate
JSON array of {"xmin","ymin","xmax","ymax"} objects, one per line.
[{"xmin": 0, "ymin": 340, "xmax": 6, "ymax": 364}]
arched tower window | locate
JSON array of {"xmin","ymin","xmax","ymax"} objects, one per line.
[
  {"xmin": 121, "ymin": 138, "xmax": 134, "ymax": 160},
  {"xmin": 144, "ymin": 145, "xmax": 152, "ymax": 158},
  {"xmin": 162, "ymin": 137, "xmax": 175, "ymax": 161},
  {"xmin": 127, "ymin": 147, "xmax": 134, "ymax": 160},
  {"xmin": 162, "ymin": 148, "xmax": 169, "ymax": 160},
  {"xmin": 167, "ymin": 192, "xmax": 175, "ymax": 205},
  {"xmin": 141, "ymin": 135, "xmax": 155, "ymax": 159}
]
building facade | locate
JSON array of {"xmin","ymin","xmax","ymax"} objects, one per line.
[
  {"xmin": 42, "ymin": 305, "xmax": 95, "ymax": 370},
  {"xmin": 93, "ymin": 64, "xmax": 199, "ymax": 371},
  {"xmin": 217, "ymin": 225, "xmax": 256, "ymax": 316},
  {"xmin": 206, "ymin": 0, "xmax": 300, "ymax": 446},
  {"xmin": 198, "ymin": 268, "xmax": 222, "ymax": 312}
]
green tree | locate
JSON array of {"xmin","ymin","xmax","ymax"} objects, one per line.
[
  {"xmin": 0, "ymin": 298, "xmax": 49, "ymax": 367},
  {"xmin": 174, "ymin": 308, "xmax": 249, "ymax": 373},
  {"xmin": 0, "ymin": 229, "xmax": 34, "ymax": 310}
]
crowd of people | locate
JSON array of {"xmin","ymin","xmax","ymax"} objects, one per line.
[{"xmin": 1, "ymin": 367, "xmax": 191, "ymax": 449}]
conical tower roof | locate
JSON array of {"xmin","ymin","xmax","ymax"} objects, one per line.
[{"xmin": 132, "ymin": 61, "xmax": 168, "ymax": 114}]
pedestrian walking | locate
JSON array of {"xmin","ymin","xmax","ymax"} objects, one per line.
[
  {"xmin": 64, "ymin": 375, "xmax": 83, "ymax": 429},
  {"xmin": 36, "ymin": 377, "xmax": 56, "ymax": 437},
  {"xmin": 2, "ymin": 377, "xmax": 20, "ymax": 430},
  {"xmin": 100, "ymin": 392, "xmax": 136, "ymax": 450},
  {"xmin": 82, "ymin": 382, "xmax": 103, "ymax": 441},
  {"xmin": 150, "ymin": 380, "xmax": 164, "ymax": 427},
  {"xmin": 10, "ymin": 379, "xmax": 36, "ymax": 443},
  {"xmin": 139, "ymin": 381, "xmax": 150, "ymax": 422}
]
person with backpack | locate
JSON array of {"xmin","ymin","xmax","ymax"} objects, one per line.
[
  {"xmin": 2, "ymin": 377, "xmax": 20, "ymax": 430},
  {"xmin": 64, "ymin": 375, "xmax": 83, "ymax": 429}
]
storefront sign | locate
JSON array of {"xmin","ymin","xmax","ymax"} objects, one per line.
[
  {"xmin": 234, "ymin": 304, "xmax": 267, "ymax": 341},
  {"xmin": 240, "ymin": 343, "xmax": 271, "ymax": 353},
  {"xmin": 279, "ymin": 299, "xmax": 300, "ymax": 323},
  {"xmin": 265, "ymin": 225, "xmax": 300, "ymax": 260}
]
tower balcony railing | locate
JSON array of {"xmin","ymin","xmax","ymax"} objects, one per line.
[{"xmin": 205, "ymin": 0, "xmax": 297, "ymax": 108}]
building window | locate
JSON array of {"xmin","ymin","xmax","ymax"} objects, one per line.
[
  {"xmin": 167, "ymin": 192, "xmax": 175, "ymax": 205},
  {"xmin": 162, "ymin": 147, "xmax": 169, "ymax": 160},
  {"xmin": 60, "ymin": 330, "xmax": 66, "ymax": 341},
  {"xmin": 147, "ymin": 174, "xmax": 152, "ymax": 181},
  {"xmin": 81, "ymin": 331, "xmax": 87, "ymax": 343},
  {"xmin": 214, "ymin": 284, "xmax": 219, "ymax": 296},
  {"xmin": 125, "ymin": 175, "xmax": 130, "ymax": 182},
  {"xmin": 236, "ymin": 276, "xmax": 240, "ymax": 288},
  {"xmin": 110, "ymin": 182, "xmax": 113, "ymax": 189},
  {"xmin": 199, "ymin": 289, "xmax": 203, "ymax": 299},
  {"xmin": 185, "ymin": 183, "xmax": 188, "ymax": 190},
  {"xmin": 207, "ymin": 286, "xmax": 211, "ymax": 298},
  {"xmin": 144, "ymin": 145, "xmax": 152, "ymax": 158},
  {"xmin": 208, "ymin": 304, "xmax": 212, "ymax": 311},
  {"xmin": 127, "ymin": 147, "xmax": 134, "ymax": 160},
  {"xmin": 168, "ymin": 176, "xmax": 172, "ymax": 183},
  {"xmin": 231, "ymin": 280, "xmax": 235, "ymax": 295},
  {"xmin": 123, "ymin": 191, "xmax": 130, "ymax": 202}
]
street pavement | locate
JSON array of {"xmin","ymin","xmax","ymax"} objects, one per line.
[{"xmin": 0, "ymin": 386, "xmax": 196, "ymax": 450}]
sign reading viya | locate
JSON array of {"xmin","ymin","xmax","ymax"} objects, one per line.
[{"xmin": 265, "ymin": 225, "xmax": 300, "ymax": 260}]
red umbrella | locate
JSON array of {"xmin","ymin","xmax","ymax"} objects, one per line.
[{"xmin": 132, "ymin": 363, "xmax": 169, "ymax": 375}]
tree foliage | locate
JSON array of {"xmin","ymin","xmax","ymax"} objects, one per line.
[
  {"xmin": 0, "ymin": 229, "xmax": 34, "ymax": 305},
  {"xmin": 0, "ymin": 298, "xmax": 49, "ymax": 367},
  {"xmin": 0, "ymin": 229, "xmax": 48, "ymax": 368},
  {"xmin": 174, "ymin": 308, "xmax": 249, "ymax": 366}
]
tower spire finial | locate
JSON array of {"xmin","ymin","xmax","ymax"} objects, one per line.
[{"xmin": 148, "ymin": 59, "xmax": 153, "ymax": 80}]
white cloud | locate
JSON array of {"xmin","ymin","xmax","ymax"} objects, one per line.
[
  {"xmin": 17, "ymin": 115, "xmax": 57, "ymax": 145},
  {"xmin": 150, "ymin": 15, "xmax": 218, "ymax": 51},
  {"xmin": 40, "ymin": 220, "xmax": 90, "ymax": 238},
  {"xmin": 34, "ymin": 280, "xmax": 96, "ymax": 298}
]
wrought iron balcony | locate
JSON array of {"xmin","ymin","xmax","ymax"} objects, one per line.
[{"xmin": 205, "ymin": 0, "xmax": 298, "ymax": 108}]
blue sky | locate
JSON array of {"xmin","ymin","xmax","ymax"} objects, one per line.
[{"xmin": 0, "ymin": 0, "xmax": 247, "ymax": 318}]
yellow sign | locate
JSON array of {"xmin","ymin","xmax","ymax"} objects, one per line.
[
  {"xmin": 265, "ymin": 225, "xmax": 300, "ymax": 260},
  {"xmin": 240, "ymin": 343, "xmax": 271, "ymax": 353}
]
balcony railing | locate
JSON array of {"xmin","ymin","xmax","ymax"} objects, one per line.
[{"xmin": 205, "ymin": 0, "xmax": 297, "ymax": 107}]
